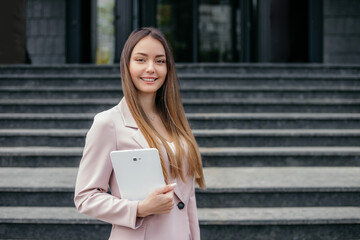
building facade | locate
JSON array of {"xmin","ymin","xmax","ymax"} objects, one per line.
[{"xmin": 2, "ymin": 0, "xmax": 359, "ymax": 64}]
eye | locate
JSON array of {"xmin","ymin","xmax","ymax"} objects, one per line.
[
  {"xmin": 156, "ymin": 59, "xmax": 166, "ymax": 64},
  {"xmin": 135, "ymin": 58, "xmax": 145, "ymax": 63}
]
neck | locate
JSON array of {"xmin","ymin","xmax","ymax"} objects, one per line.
[{"xmin": 138, "ymin": 92, "xmax": 157, "ymax": 114}]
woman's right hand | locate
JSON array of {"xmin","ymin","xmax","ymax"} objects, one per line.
[{"xmin": 136, "ymin": 184, "xmax": 176, "ymax": 217}]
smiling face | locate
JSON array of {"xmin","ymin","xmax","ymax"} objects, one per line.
[{"xmin": 129, "ymin": 36, "xmax": 167, "ymax": 97}]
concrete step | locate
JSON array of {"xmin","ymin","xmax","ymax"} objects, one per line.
[
  {"xmin": 199, "ymin": 167, "xmax": 360, "ymax": 208},
  {"xmin": 198, "ymin": 207, "xmax": 360, "ymax": 240},
  {"xmin": 0, "ymin": 64, "xmax": 120, "ymax": 75},
  {"xmin": 1, "ymin": 147, "xmax": 360, "ymax": 168},
  {"xmin": 0, "ymin": 206, "xmax": 359, "ymax": 239},
  {"xmin": 0, "ymin": 63, "xmax": 359, "ymax": 74},
  {"xmin": 0, "ymin": 206, "xmax": 111, "ymax": 239},
  {"xmin": 1, "ymin": 98, "xmax": 359, "ymax": 113},
  {"xmin": 1, "ymin": 113, "xmax": 360, "ymax": 129},
  {"xmin": 1, "ymin": 86, "xmax": 360, "ymax": 99},
  {"xmin": 200, "ymin": 147, "xmax": 360, "ymax": 167},
  {"xmin": 0, "ymin": 147, "xmax": 83, "ymax": 167},
  {"xmin": 184, "ymin": 98, "xmax": 360, "ymax": 113},
  {"xmin": 176, "ymin": 63, "xmax": 360, "ymax": 74},
  {"xmin": 0, "ymin": 74, "xmax": 359, "ymax": 88},
  {"xmin": 1, "ymin": 167, "xmax": 359, "ymax": 208},
  {"xmin": 194, "ymin": 129, "xmax": 360, "ymax": 147},
  {"xmin": 1, "ymin": 129, "xmax": 359, "ymax": 147}
]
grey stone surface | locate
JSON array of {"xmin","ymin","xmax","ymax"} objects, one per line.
[
  {"xmin": 324, "ymin": 0, "xmax": 360, "ymax": 15},
  {"xmin": 0, "ymin": 207, "xmax": 97, "ymax": 223},
  {"xmin": 200, "ymin": 224, "xmax": 360, "ymax": 240},
  {"xmin": 0, "ymin": 146, "xmax": 83, "ymax": 156},
  {"xmin": 1, "ymin": 206, "xmax": 359, "ymax": 225},
  {"xmin": 2, "ymin": 207, "xmax": 359, "ymax": 239},
  {"xmin": 198, "ymin": 207, "xmax": 360, "ymax": 224},
  {"xmin": 195, "ymin": 129, "xmax": 360, "ymax": 136},
  {"xmin": 203, "ymin": 167, "xmax": 360, "ymax": 190},
  {"xmin": 325, "ymin": 54, "xmax": 360, "ymax": 64},
  {"xmin": 324, "ymin": 0, "xmax": 360, "ymax": 63},
  {"xmin": 324, "ymin": 17, "xmax": 360, "ymax": 34},
  {"xmin": 200, "ymin": 146, "xmax": 360, "ymax": 155},
  {"xmin": 32, "ymin": 0, "xmax": 42, "ymax": 17},
  {"xmin": 26, "ymin": 0, "xmax": 66, "ymax": 64},
  {"xmin": 0, "ymin": 63, "xmax": 359, "ymax": 74},
  {"xmin": 324, "ymin": 36, "xmax": 360, "ymax": 53},
  {"xmin": 0, "ymin": 168, "xmax": 77, "ymax": 189},
  {"xmin": 1, "ymin": 112, "xmax": 360, "ymax": 130},
  {"xmin": 1, "ymin": 146, "xmax": 360, "ymax": 168},
  {"xmin": 2, "ymin": 112, "xmax": 360, "ymax": 120},
  {"xmin": 1, "ymin": 167, "xmax": 359, "ymax": 191},
  {"xmin": 0, "ymin": 146, "xmax": 359, "ymax": 168},
  {"xmin": 1, "ymin": 98, "xmax": 359, "ymax": 114},
  {"xmin": 1, "ymin": 74, "xmax": 360, "ymax": 93},
  {"xmin": 1, "ymin": 64, "xmax": 360, "ymax": 238},
  {"xmin": 43, "ymin": 1, "xmax": 52, "ymax": 18},
  {"xmin": 196, "ymin": 190, "xmax": 360, "ymax": 208},
  {"xmin": 1, "ymin": 128, "xmax": 360, "ymax": 148},
  {"xmin": 2, "ymin": 85, "xmax": 360, "ymax": 100},
  {"xmin": 2, "ymin": 128, "xmax": 360, "ymax": 136}
]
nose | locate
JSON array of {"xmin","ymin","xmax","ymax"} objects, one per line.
[{"xmin": 146, "ymin": 61, "xmax": 155, "ymax": 73}]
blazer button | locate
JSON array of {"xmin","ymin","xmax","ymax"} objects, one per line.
[{"xmin": 177, "ymin": 202, "xmax": 185, "ymax": 210}]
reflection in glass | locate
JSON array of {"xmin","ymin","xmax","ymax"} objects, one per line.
[
  {"xmin": 96, "ymin": 0, "xmax": 115, "ymax": 64},
  {"xmin": 156, "ymin": 0, "xmax": 241, "ymax": 62},
  {"xmin": 157, "ymin": 0, "xmax": 193, "ymax": 62},
  {"xmin": 199, "ymin": 0, "xmax": 239, "ymax": 62}
]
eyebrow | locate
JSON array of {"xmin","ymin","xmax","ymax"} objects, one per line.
[{"xmin": 133, "ymin": 52, "xmax": 166, "ymax": 58}]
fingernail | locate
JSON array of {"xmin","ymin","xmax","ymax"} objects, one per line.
[{"xmin": 170, "ymin": 183, "xmax": 177, "ymax": 187}]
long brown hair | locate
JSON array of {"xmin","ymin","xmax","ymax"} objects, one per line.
[{"xmin": 120, "ymin": 27, "xmax": 205, "ymax": 189}]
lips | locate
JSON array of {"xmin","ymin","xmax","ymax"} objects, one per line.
[{"xmin": 140, "ymin": 77, "xmax": 157, "ymax": 82}]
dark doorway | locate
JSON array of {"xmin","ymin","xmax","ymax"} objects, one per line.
[
  {"xmin": 270, "ymin": 0, "xmax": 309, "ymax": 62},
  {"xmin": 66, "ymin": 0, "xmax": 93, "ymax": 63}
]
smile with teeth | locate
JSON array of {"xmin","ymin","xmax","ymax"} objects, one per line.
[{"xmin": 141, "ymin": 77, "xmax": 157, "ymax": 82}]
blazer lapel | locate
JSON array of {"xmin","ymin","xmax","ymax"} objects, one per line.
[
  {"xmin": 119, "ymin": 98, "xmax": 149, "ymax": 149},
  {"xmin": 132, "ymin": 130, "xmax": 149, "ymax": 149},
  {"xmin": 120, "ymin": 97, "xmax": 185, "ymax": 202},
  {"xmin": 173, "ymin": 185, "xmax": 185, "ymax": 202}
]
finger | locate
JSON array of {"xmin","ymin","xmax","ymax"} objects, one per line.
[
  {"xmin": 153, "ymin": 183, "xmax": 176, "ymax": 195},
  {"xmin": 165, "ymin": 190, "xmax": 174, "ymax": 198},
  {"xmin": 163, "ymin": 183, "xmax": 176, "ymax": 193},
  {"xmin": 151, "ymin": 185, "xmax": 169, "ymax": 195},
  {"xmin": 164, "ymin": 192, "xmax": 175, "ymax": 205}
]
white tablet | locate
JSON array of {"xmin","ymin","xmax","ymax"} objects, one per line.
[{"xmin": 110, "ymin": 148, "xmax": 165, "ymax": 201}]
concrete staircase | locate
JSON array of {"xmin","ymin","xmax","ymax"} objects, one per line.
[{"xmin": 0, "ymin": 63, "xmax": 360, "ymax": 239}]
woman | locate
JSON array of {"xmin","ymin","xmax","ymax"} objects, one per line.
[{"xmin": 74, "ymin": 27, "xmax": 206, "ymax": 240}]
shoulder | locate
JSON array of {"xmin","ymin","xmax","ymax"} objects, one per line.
[
  {"xmin": 90, "ymin": 103, "xmax": 124, "ymax": 133},
  {"xmin": 93, "ymin": 105, "xmax": 119, "ymax": 123}
]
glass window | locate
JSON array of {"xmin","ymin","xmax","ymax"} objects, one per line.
[
  {"xmin": 96, "ymin": 0, "xmax": 115, "ymax": 64},
  {"xmin": 157, "ymin": 0, "xmax": 193, "ymax": 62},
  {"xmin": 199, "ymin": 0, "xmax": 239, "ymax": 62},
  {"xmin": 156, "ymin": 0, "xmax": 240, "ymax": 62}
]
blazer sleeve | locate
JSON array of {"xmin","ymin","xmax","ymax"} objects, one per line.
[
  {"xmin": 74, "ymin": 112, "xmax": 144, "ymax": 229},
  {"xmin": 188, "ymin": 179, "xmax": 201, "ymax": 240}
]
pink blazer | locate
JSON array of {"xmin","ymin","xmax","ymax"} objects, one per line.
[{"xmin": 74, "ymin": 98, "xmax": 201, "ymax": 240}]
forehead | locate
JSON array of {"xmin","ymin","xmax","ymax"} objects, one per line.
[{"xmin": 132, "ymin": 36, "xmax": 166, "ymax": 56}]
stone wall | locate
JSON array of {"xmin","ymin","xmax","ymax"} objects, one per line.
[
  {"xmin": 26, "ymin": 0, "xmax": 66, "ymax": 64},
  {"xmin": 323, "ymin": 0, "xmax": 360, "ymax": 63}
]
